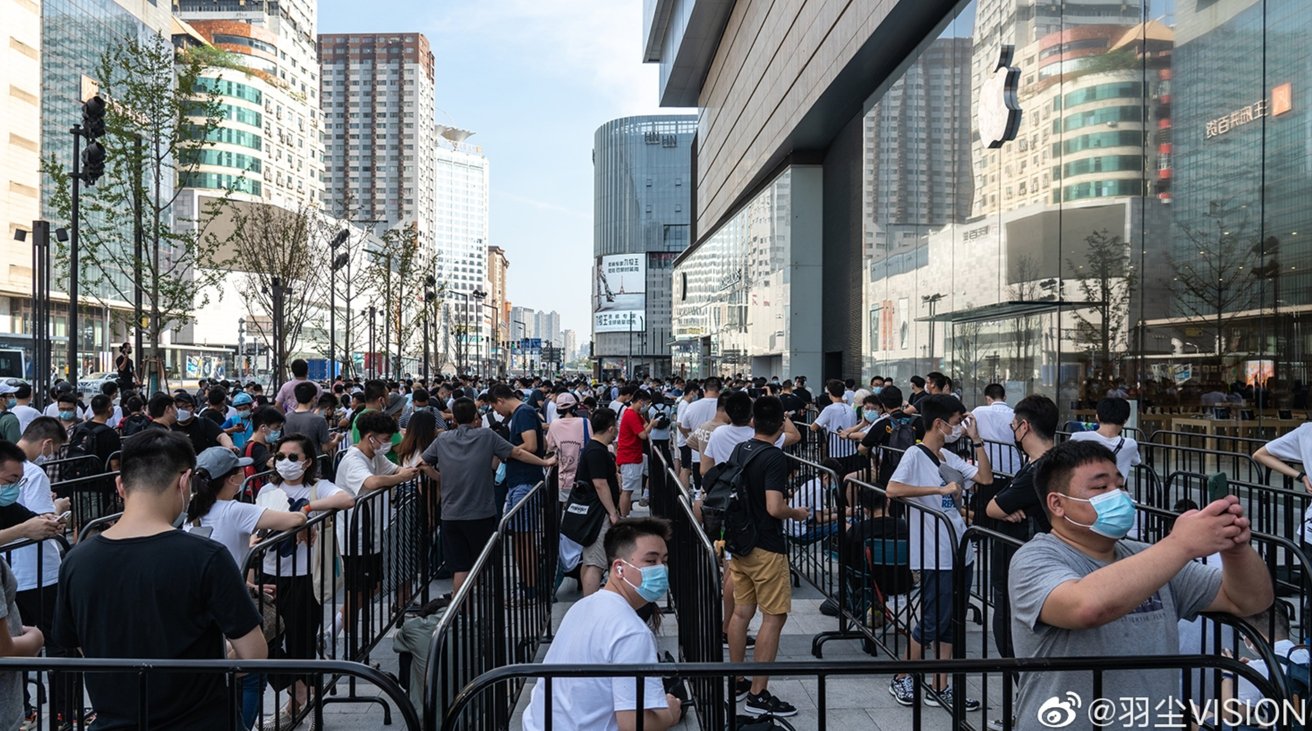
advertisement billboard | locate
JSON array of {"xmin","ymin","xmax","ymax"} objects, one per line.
[{"xmin": 593, "ymin": 254, "xmax": 646, "ymax": 333}]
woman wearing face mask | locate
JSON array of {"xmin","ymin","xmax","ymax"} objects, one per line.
[
  {"xmin": 254, "ymin": 435, "xmax": 355, "ymax": 728},
  {"xmin": 185, "ymin": 446, "xmax": 308, "ymax": 731}
]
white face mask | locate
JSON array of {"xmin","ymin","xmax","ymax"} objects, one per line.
[
  {"xmin": 942, "ymin": 422, "xmax": 964, "ymax": 443},
  {"xmin": 275, "ymin": 457, "xmax": 307, "ymax": 482},
  {"xmin": 374, "ymin": 437, "xmax": 392, "ymax": 455}
]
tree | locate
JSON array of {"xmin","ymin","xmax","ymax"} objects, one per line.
[
  {"xmin": 1067, "ymin": 229, "xmax": 1137, "ymax": 381},
  {"xmin": 1007, "ymin": 255, "xmax": 1045, "ymax": 390},
  {"xmin": 365, "ymin": 225, "xmax": 429, "ymax": 379},
  {"xmin": 43, "ymin": 35, "xmax": 236, "ymax": 384},
  {"xmin": 1171, "ymin": 202, "xmax": 1260, "ymax": 355},
  {"xmin": 225, "ymin": 201, "xmax": 332, "ymax": 383}
]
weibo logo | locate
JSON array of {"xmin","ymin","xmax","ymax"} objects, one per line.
[{"xmin": 979, "ymin": 45, "xmax": 1023, "ymax": 148}]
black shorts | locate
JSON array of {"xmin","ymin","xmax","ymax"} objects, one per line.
[
  {"xmin": 679, "ymin": 445, "xmax": 692, "ymax": 470},
  {"xmin": 342, "ymin": 553, "xmax": 383, "ymax": 594},
  {"xmin": 442, "ymin": 516, "xmax": 498, "ymax": 572}
]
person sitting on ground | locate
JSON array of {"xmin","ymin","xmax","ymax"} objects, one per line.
[
  {"xmin": 524, "ymin": 517, "xmax": 683, "ymax": 731},
  {"xmin": 1009, "ymin": 439, "xmax": 1272, "ymax": 728},
  {"xmin": 53, "ymin": 429, "xmax": 266, "ymax": 729},
  {"xmin": 1069, "ymin": 397, "xmax": 1141, "ymax": 483},
  {"xmin": 785, "ymin": 457, "xmax": 845, "ymax": 543}
]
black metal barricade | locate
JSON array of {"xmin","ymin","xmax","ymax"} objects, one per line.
[
  {"xmin": 2, "ymin": 657, "xmax": 419, "ymax": 731},
  {"xmin": 1160, "ymin": 470, "xmax": 1308, "ymax": 539},
  {"xmin": 423, "ymin": 477, "xmax": 557, "ymax": 731},
  {"xmin": 444, "ymin": 657, "xmax": 1295, "ymax": 731},
  {"xmin": 1145, "ymin": 440, "xmax": 1270, "ymax": 485},
  {"xmin": 48, "ymin": 470, "xmax": 121, "ymax": 536},
  {"xmin": 781, "ymin": 454, "xmax": 845, "ymax": 606},
  {"xmin": 39, "ymin": 454, "xmax": 103, "ymax": 483},
  {"xmin": 668, "ymin": 490, "xmax": 726, "ymax": 730},
  {"xmin": 647, "ymin": 442, "xmax": 684, "ymax": 521},
  {"xmin": 0, "ymin": 534, "xmax": 73, "ymax": 731},
  {"xmin": 1150, "ymin": 428, "xmax": 1271, "ymax": 459}
]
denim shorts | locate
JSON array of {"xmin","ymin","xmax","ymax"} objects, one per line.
[
  {"xmin": 503, "ymin": 483, "xmax": 540, "ymax": 533},
  {"xmin": 912, "ymin": 566, "xmax": 972, "ymax": 645}
]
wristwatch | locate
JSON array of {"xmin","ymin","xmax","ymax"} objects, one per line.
[{"xmin": 1297, "ymin": 471, "xmax": 1308, "ymax": 483}]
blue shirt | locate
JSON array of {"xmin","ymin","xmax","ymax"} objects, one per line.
[
  {"xmin": 221, "ymin": 415, "xmax": 253, "ymax": 449},
  {"xmin": 503, "ymin": 403, "xmax": 544, "ymax": 488}
]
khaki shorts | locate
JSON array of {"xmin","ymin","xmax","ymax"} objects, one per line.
[
  {"xmin": 581, "ymin": 518, "xmax": 611, "ymax": 569},
  {"xmin": 728, "ymin": 548, "xmax": 791, "ymax": 616}
]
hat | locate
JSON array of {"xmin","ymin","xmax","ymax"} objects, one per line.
[
  {"xmin": 195, "ymin": 446, "xmax": 253, "ymax": 478},
  {"xmin": 232, "ymin": 392, "xmax": 254, "ymax": 407},
  {"xmin": 384, "ymin": 393, "xmax": 405, "ymax": 417},
  {"xmin": 0, "ymin": 383, "xmax": 17, "ymax": 396},
  {"xmin": 556, "ymin": 393, "xmax": 579, "ymax": 411},
  {"xmin": 174, "ymin": 392, "xmax": 196, "ymax": 406}
]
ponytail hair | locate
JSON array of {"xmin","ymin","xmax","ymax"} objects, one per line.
[{"xmin": 187, "ymin": 467, "xmax": 235, "ymax": 523}]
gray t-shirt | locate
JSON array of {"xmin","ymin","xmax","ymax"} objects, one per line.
[
  {"xmin": 1009, "ymin": 534, "xmax": 1222, "ymax": 730},
  {"xmin": 0, "ymin": 558, "xmax": 24, "ymax": 726},
  {"xmin": 283, "ymin": 409, "xmax": 330, "ymax": 448},
  {"xmin": 421, "ymin": 425, "xmax": 514, "ymax": 520}
]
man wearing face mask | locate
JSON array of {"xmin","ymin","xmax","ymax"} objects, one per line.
[
  {"xmin": 1009, "ymin": 440, "xmax": 1272, "ymax": 730},
  {"xmin": 0, "ymin": 384, "xmax": 20, "ymax": 443},
  {"xmin": 172, "ymin": 393, "xmax": 235, "ymax": 455},
  {"xmin": 53, "ymin": 429, "xmax": 267, "ymax": 730},
  {"xmin": 885, "ymin": 395, "xmax": 990, "ymax": 710},
  {"xmin": 524, "ymin": 517, "xmax": 682, "ymax": 731}
]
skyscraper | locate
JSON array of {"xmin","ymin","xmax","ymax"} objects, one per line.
[
  {"xmin": 592, "ymin": 115, "xmax": 696, "ymax": 379},
  {"xmin": 433, "ymin": 131, "xmax": 489, "ymax": 371},
  {"xmin": 318, "ymin": 33, "xmax": 436, "ymax": 241}
]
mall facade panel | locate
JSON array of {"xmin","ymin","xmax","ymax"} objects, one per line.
[
  {"xmin": 656, "ymin": 0, "xmax": 1312, "ymax": 418},
  {"xmin": 592, "ymin": 115, "xmax": 697, "ymax": 379}
]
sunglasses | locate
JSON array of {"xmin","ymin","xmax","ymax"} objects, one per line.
[{"xmin": 274, "ymin": 453, "xmax": 303, "ymax": 462}]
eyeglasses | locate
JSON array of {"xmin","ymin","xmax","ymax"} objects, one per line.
[{"xmin": 274, "ymin": 453, "xmax": 302, "ymax": 462}]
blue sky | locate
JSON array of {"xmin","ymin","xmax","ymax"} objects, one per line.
[{"xmin": 320, "ymin": 0, "xmax": 690, "ymax": 343}]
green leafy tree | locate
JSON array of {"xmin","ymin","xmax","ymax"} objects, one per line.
[
  {"xmin": 43, "ymin": 35, "xmax": 236, "ymax": 382},
  {"xmin": 1171, "ymin": 202, "xmax": 1260, "ymax": 356},
  {"xmin": 1067, "ymin": 229, "xmax": 1138, "ymax": 380},
  {"xmin": 365, "ymin": 225, "xmax": 430, "ymax": 378}
]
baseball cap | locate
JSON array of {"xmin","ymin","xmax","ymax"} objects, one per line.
[
  {"xmin": 195, "ymin": 446, "xmax": 253, "ymax": 478},
  {"xmin": 0, "ymin": 383, "xmax": 17, "ymax": 396},
  {"xmin": 556, "ymin": 393, "xmax": 579, "ymax": 411},
  {"xmin": 384, "ymin": 393, "xmax": 405, "ymax": 417},
  {"xmin": 174, "ymin": 393, "xmax": 196, "ymax": 406}
]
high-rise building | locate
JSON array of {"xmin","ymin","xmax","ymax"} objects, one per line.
[
  {"xmin": 318, "ymin": 33, "xmax": 436, "ymax": 241},
  {"xmin": 432, "ymin": 132, "xmax": 490, "ymax": 370},
  {"xmin": 0, "ymin": 0, "xmax": 43, "ymax": 358},
  {"xmin": 486, "ymin": 244, "xmax": 510, "ymax": 372},
  {"xmin": 591, "ymin": 115, "xmax": 696, "ymax": 379},
  {"xmin": 175, "ymin": 0, "xmax": 324, "ymax": 209},
  {"xmin": 562, "ymin": 329, "xmax": 577, "ymax": 365}
]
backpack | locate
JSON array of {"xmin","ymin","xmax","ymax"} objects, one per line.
[
  {"xmin": 486, "ymin": 409, "xmax": 512, "ymax": 442},
  {"xmin": 119, "ymin": 413, "xmax": 152, "ymax": 437},
  {"xmin": 68, "ymin": 422, "xmax": 111, "ymax": 471},
  {"xmin": 700, "ymin": 441, "xmax": 773, "ymax": 555},
  {"xmin": 875, "ymin": 415, "xmax": 918, "ymax": 486}
]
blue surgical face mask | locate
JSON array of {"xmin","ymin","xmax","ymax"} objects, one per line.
[
  {"xmin": 59, "ymin": 410, "xmax": 76, "ymax": 421},
  {"xmin": 874, "ymin": 386, "xmax": 883, "ymax": 395},
  {"xmin": 0, "ymin": 481, "xmax": 20, "ymax": 507},
  {"xmin": 862, "ymin": 409, "xmax": 879, "ymax": 422},
  {"xmin": 621, "ymin": 560, "xmax": 669, "ymax": 603},
  {"xmin": 1061, "ymin": 490, "xmax": 1136, "ymax": 539},
  {"xmin": 4, "ymin": 398, "xmax": 15, "ymax": 410},
  {"xmin": 267, "ymin": 429, "xmax": 282, "ymax": 442}
]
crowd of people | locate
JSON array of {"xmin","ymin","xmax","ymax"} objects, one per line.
[{"xmin": 0, "ymin": 359, "xmax": 1307, "ymax": 730}]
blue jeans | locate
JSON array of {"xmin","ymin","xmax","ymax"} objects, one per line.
[{"xmin": 240, "ymin": 672, "xmax": 264, "ymax": 728}]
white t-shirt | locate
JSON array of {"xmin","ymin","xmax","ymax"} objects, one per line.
[
  {"xmin": 43, "ymin": 403, "xmax": 87, "ymax": 420},
  {"xmin": 787, "ymin": 476, "xmax": 828, "ymax": 537},
  {"xmin": 11, "ymin": 405, "xmax": 41, "ymax": 433},
  {"xmin": 814, "ymin": 402, "xmax": 859, "ymax": 458},
  {"xmin": 258, "ymin": 479, "xmax": 345, "ymax": 576},
  {"xmin": 888, "ymin": 445, "xmax": 975, "ymax": 571},
  {"xmin": 545, "ymin": 400, "xmax": 559, "ymax": 425},
  {"xmin": 1265, "ymin": 422, "xmax": 1312, "ymax": 473},
  {"xmin": 524, "ymin": 590, "xmax": 667, "ymax": 731},
  {"xmin": 971, "ymin": 401, "xmax": 1021, "ymax": 475},
  {"xmin": 1069, "ymin": 430, "xmax": 1142, "ymax": 482},
  {"xmin": 678, "ymin": 397, "xmax": 719, "ymax": 460},
  {"xmin": 1236, "ymin": 638, "xmax": 1309, "ymax": 704},
  {"xmin": 13, "ymin": 460, "xmax": 60, "ymax": 590},
  {"xmin": 703, "ymin": 425, "xmax": 786, "ymax": 464},
  {"xmin": 185, "ymin": 499, "xmax": 266, "ymax": 569},
  {"xmin": 674, "ymin": 400, "xmax": 690, "ymax": 448},
  {"xmin": 335, "ymin": 446, "xmax": 398, "ymax": 556}
]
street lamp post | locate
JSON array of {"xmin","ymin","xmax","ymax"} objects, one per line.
[
  {"xmin": 328, "ymin": 228, "xmax": 349, "ymax": 382},
  {"xmin": 369, "ymin": 305, "xmax": 377, "ymax": 378},
  {"xmin": 471, "ymin": 288, "xmax": 488, "ymax": 378},
  {"xmin": 513, "ymin": 320, "xmax": 527, "ymax": 376},
  {"xmin": 481, "ymin": 302, "xmax": 499, "ymax": 378},
  {"xmin": 423, "ymin": 276, "xmax": 436, "ymax": 383},
  {"xmin": 922, "ymin": 292, "xmax": 945, "ymax": 365}
]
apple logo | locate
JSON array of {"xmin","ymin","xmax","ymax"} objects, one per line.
[{"xmin": 980, "ymin": 44, "xmax": 1022, "ymax": 149}]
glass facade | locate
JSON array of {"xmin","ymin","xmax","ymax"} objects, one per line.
[
  {"xmin": 856, "ymin": 0, "xmax": 1311, "ymax": 421},
  {"xmin": 592, "ymin": 115, "xmax": 696, "ymax": 377}
]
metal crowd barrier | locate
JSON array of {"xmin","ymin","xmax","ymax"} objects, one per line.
[
  {"xmin": 1144, "ymin": 441, "xmax": 1270, "ymax": 485},
  {"xmin": 1159, "ymin": 470, "xmax": 1308, "ymax": 539},
  {"xmin": 669, "ymin": 488, "xmax": 726, "ymax": 729},
  {"xmin": 49, "ymin": 470, "xmax": 122, "ymax": 535},
  {"xmin": 0, "ymin": 657, "xmax": 419, "ymax": 731},
  {"xmin": 444, "ymin": 657, "xmax": 1292, "ymax": 731},
  {"xmin": 0, "ymin": 534, "xmax": 74, "ymax": 731},
  {"xmin": 1150, "ymin": 428, "xmax": 1271, "ymax": 457},
  {"xmin": 39, "ymin": 454, "xmax": 103, "ymax": 482},
  {"xmin": 423, "ymin": 474, "xmax": 558, "ymax": 731}
]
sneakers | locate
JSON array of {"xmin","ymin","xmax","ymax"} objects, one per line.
[
  {"xmin": 743, "ymin": 689, "xmax": 798, "ymax": 717},
  {"xmin": 722, "ymin": 633, "xmax": 757, "ymax": 649},
  {"xmin": 261, "ymin": 705, "xmax": 297, "ymax": 731},
  {"xmin": 924, "ymin": 685, "xmax": 981, "ymax": 711},
  {"xmin": 888, "ymin": 675, "xmax": 916, "ymax": 706},
  {"xmin": 735, "ymin": 677, "xmax": 752, "ymax": 701}
]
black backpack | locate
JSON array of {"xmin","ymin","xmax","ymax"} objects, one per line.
[
  {"xmin": 119, "ymin": 413, "xmax": 152, "ymax": 438},
  {"xmin": 701, "ymin": 441, "xmax": 772, "ymax": 555},
  {"xmin": 875, "ymin": 415, "xmax": 918, "ymax": 486}
]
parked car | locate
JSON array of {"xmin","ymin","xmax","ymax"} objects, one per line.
[{"xmin": 78, "ymin": 372, "xmax": 118, "ymax": 394}]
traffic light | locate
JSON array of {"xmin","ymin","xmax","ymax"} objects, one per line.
[
  {"xmin": 81, "ymin": 96, "xmax": 106, "ymax": 139},
  {"xmin": 81, "ymin": 141, "xmax": 106, "ymax": 186}
]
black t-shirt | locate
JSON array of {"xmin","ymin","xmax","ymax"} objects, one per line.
[
  {"xmin": 53, "ymin": 531, "xmax": 261, "ymax": 730},
  {"xmin": 737, "ymin": 439, "xmax": 789, "ymax": 555},
  {"xmin": 200, "ymin": 406, "xmax": 226, "ymax": 426},
  {"xmin": 574, "ymin": 439, "xmax": 619, "ymax": 507},
  {"xmin": 173, "ymin": 417, "xmax": 225, "ymax": 454},
  {"xmin": 779, "ymin": 393, "xmax": 804, "ymax": 417},
  {"xmin": 990, "ymin": 457, "xmax": 1050, "ymax": 537},
  {"xmin": 860, "ymin": 410, "xmax": 925, "ymax": 485},
  {"xmin": 0, "ymin": 502, "xmax": 38, "ymax": 530},
  {"xmin": 794, "ymin": 387, "xmax": 813, "ymax": 406},
  {"xmin": 908, "ymin": 390, "xmax": 928, "ymax": 408},
  {"xmin": 76, "ymin": 420, "xmax": 122, "ymax": 468}
]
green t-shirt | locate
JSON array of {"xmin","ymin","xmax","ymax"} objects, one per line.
[{"xmin": 350, "ymin": 407, "xmax": 401, "ymax": 464}]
